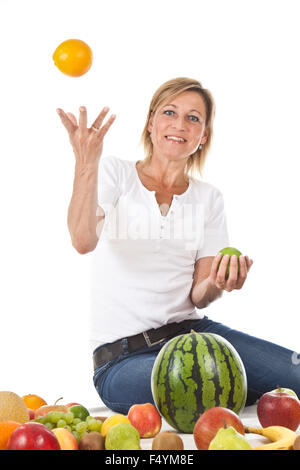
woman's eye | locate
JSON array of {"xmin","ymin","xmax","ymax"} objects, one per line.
[
  {"xmin": 163, "ymin": 110, "xmax": 174, "ymax": 116},
  {"xmin": 163, "ymin": 110, "xmax": 200, "ymax": 122}
]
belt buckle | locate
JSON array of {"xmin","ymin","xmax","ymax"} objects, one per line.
[{"xmin": 143, "ymin": 331, "xmax": 166, "ymax": 347}]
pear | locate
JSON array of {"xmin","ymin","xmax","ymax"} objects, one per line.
[
  {"xmin": 209, "ymin": 426, "xmax": 252, "ymax": 450},
  {"xmin": 105, "ymin": 422, "xmax": 141, "ymax": 450}
]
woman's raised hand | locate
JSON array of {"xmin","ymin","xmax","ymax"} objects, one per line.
[{"xmin": 56, "ymin": 106, "xmax": 116, "ymax": 167}]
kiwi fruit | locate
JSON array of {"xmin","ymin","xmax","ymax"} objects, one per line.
[
  {"xmin": 293, "ymin": 435, "xmax": 300, "ymax": 450},
  {"xmin": 79, "ymin": 432, "xmax": 105, "ymax": 450},
  {"xmin": 152, "ymin": 431, "xmax": 184, "ymax": 450}
]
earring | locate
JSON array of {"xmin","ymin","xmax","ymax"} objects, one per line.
[
  {"xmin": 198, "ymin": 143, "xmax": 202, "ymax": 150},
  {"xmin": 149, "ymin": 132, "xmax": 152, "ymax": 139}
]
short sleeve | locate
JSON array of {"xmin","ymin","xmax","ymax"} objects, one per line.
[
  {"xmin": 195, "ymin": 189, "xmax": 230, "ymax": 261},
  {"xmin": 98, "ymin": 156, "xmax": 120, "ymax": 208}
]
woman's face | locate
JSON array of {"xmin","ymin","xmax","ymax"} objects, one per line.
[{"xmin": 148, "ymin": 91, "xmax": 209, "ymax": 162}]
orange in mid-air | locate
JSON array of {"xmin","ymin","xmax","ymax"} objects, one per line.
[
  {"xmin": 0, "ymin": 421, "xmax": 21, "ymax": 450},
  {"xmin": 53, "ymin": 39, "xmax": 93, "ymax": 77},
  {"xmin": 22, "ymin": 394, "xmax": 47, "ymax": 411}
]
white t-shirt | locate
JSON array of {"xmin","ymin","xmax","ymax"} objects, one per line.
[{"xmin": 89, "ymin": 156, "xmax": 229, "ymax": 351}]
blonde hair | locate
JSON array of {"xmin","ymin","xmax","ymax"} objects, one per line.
[{"xmin": 139, "ymin": 77, "xmax": 216, "ymax": 180}]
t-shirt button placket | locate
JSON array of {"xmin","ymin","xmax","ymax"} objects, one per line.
[{"xmin": 160, "ymin": 216, "xmax": 169, "ymax": 238}]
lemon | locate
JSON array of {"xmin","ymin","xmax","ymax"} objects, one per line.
[{"xmin": 101, "ymin": 414, "xmax": 131, "ymax": 437}]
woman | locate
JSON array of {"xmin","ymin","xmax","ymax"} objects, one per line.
[{"xmin": 57, "ymin": 77, "xmax": 300, "ymax": 414}]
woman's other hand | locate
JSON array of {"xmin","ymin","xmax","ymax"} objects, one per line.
[{"xmin": 210, "ymin": 252, "xmax": 254, "ymax": 292}]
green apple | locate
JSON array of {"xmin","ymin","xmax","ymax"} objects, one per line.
[
  {"xmin": 219, "ymin": 247, "xmax": 242, "ymax": 279},
  {"xmin": 208, "ymin": 426, "xmax": 252, "ymax": 450}
]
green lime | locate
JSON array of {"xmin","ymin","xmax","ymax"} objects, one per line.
[
  {"xmin": 219, "ymin": 247, "xmax": 242, "ymax": 279},
  {"xmin": 68, "ymin": 405, "xmax": 90, "ymax": 421}
]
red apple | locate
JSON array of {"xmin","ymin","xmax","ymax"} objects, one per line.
[
  {"xmin": 35, "ymin": 404, "xmax": 69, "ymax": 418},
  {"xmin": 193, "ymin": 407, "xmax": 245, "ymax": 450},
  {"xmin": 65, "ymin": 402, "xmax": 82, "ymax": 408},
  {"xmin": 51, "ymin": 428, "xmax": 78, "ymax": 450},
  {"xmin": 270, "ymin": 386, "xmax": 298, "ymax": 399},
  {"xmin": 128, "ymin": 403, "xmax": 162, "ymax": 438},
  {"xmin": 6, "ymin": 422, "xmax": 61, "ymax": 450},
  {"xmin": 257, "ymin": 389, "xmax": 300, "ymax": 431}
]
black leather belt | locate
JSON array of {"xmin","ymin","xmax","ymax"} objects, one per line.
[{"xmin": 93, "ymin": 319, "xmax": 193, "ymax": 371}]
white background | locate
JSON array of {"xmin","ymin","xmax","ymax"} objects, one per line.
[{"xmin": 0, "ymin": 0, "xmax": 299, "ymax": 408}]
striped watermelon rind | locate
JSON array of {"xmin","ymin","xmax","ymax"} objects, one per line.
[{"xmin": 151, "ymin": 332, "xmax": 247, "ymax": 433}]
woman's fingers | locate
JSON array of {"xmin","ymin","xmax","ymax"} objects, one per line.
[
  {"xmin": 238, "ymin": 256, "xmax": 247, "ymax": 278},
  {"xmin": 210, "ymin": 253, "xmax": 223, "ymax": 283},
  {"xmin": 57, "ymin": 105, "xmax": 115, "ymax": 164},
  {"xmin": 57, "ymin": 106, "xmax": 116, "ymax": 138},
  {"xmin": 91, "ymin": 107, "xmax": 110, "ymax": 131},
  {"xmin": 211, "ymin": 252, "xmax": 254, "ymax": 292},
  {"xmin": 79, "ymin": 106, "xmax": 87, "ymax": 130},
  {"xmin": 234, "ymin": 256, "xmax": 247, "ymax": 289},
  {"xmin": 245, "ymin": 255, "xmax": 253, "ymax": 272},
  {"xmin": 96, "ymin": 114, "xmax": 116, "ymax": 139},
  {"xmin": 230, "ymin": 255, "xmax": 253, "ymax": 290},
  {"xmin": 225, "ymin": 255, "xmax": 239, "ymax": 291},
  {"xmin": 66, "ymin": 112, "xmax": 78, "ymax": 127},
  {"xmin": 56, "ymin": 108, "xmax": 76, "ymax": 134},
  {"xmin": 214, "ymin": 254, "xmax": 230, "ymax": 289}
]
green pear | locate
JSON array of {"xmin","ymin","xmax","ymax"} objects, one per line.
[
  {"xmin": 105, "ymin": 422, "xmax": 141, "ymax": 450},
  {"xmin": 209, "ymin": 426, "xmax": 252, "ymax": 450}
]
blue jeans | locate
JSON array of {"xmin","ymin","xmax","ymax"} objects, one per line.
[{"xmin": 93, "ymin": 316, "xmax": 300, "ymax": 415}]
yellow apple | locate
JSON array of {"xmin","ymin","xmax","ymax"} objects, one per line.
[{"xmin": 51, "ymin": 427, "xmax": 78, "ymax": 450}]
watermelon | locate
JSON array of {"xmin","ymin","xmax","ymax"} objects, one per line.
[{"xmin": 151, "ymin": 331, "xmax": 247, "ymax": 433}]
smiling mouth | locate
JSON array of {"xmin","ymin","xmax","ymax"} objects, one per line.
[{"xmin": 165, "ymin": 135, "xmax": 187, "ymax": 143}]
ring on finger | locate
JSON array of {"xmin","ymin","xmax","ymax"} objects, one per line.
[
  {"xmin": 92, "ymin": 126, "xmax": 99, "ymax": 132},
  {"xmin": 216, "ymin": 280, "xmax": 225, "ymax": 288}
]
